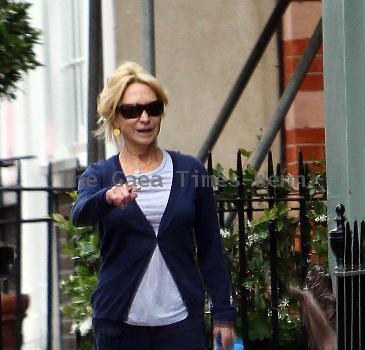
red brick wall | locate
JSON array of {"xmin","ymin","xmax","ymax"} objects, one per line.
[
  {"xmin": 282, "ymin": 2, "xmax": 324, "ymax": 174},
  {"xmin": 286, "ymin": 127, "xmax": 325, "ymax": 175},
  {"xmin": 283, "ymin": 39, "xmax": 323, "ymax": 91}
]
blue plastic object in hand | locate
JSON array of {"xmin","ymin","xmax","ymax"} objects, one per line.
[{"xmin": 213, "ymin": 336, "xmax": 244, "ymax": 350}]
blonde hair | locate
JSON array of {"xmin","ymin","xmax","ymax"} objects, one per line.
[{"xmin": 95, "ymin": 61, "xmax": 168, "ymax": 142}]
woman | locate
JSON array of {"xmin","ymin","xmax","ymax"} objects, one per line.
[{"xmin": 72, "ymin": 62, "xmax": 236, "ymax": 350}]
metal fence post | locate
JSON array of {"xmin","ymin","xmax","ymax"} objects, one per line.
[
  {"xmin": 0, "ymin": 243, "xmax": 14, "ymax": 350},
  {"xmin": 236, "ymin": 150, "xmax": 248, "ymax": 343},
  {"xmin": 298, "ymin": 150, "xmax": 310, "ymax": 286},
  {"xmin": 352, "ymin": 221, "xmax": 360, "ymax": 349},
  {"xmin": 344, "ymin": 221, "xmax": 352, "ymax": 349},
  {"xmin": 15, "ymin": 160, "xmax": 22, "ymax": 350},
  {"xmin": 47, "ymin": 163, "xmax": 54, "ymax": 350},
  {"xmin": 267, "ymin": 151, "xmax": 278, "ymax": 350},
  {"xmin": 269, "ymin": 220, "xmax": 279, "ymax": 350},
  {"xmin": 360, "ymin": 221, "xmax": 365, "ymax": 349},
  {"xmin": 329, "ymin": 204, "xmax": 345, "ymax": 350}
]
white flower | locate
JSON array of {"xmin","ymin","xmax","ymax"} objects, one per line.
[
  {"xmin": 79, "ymin": 317, "xmax": 92, "ymax": 336},
  {"xmin": 70, "ymin": 323, "xmax": 77, "ymax": 334},
  {"xmin": 247, "ymin": 233, "xmax": 261, "ymax": 246},
  {"xmin": 314, "ymin": 215, "xmax": 327, "ymax": 223},
  {"xmin": 220, "ymin": 229, "xmax": 230, "ymax": 238},
  {"xmin": 247, "ymin": 220, "xmax": 254, "ymax": 229},
  {"xmin": 279, "ymin": 298, "xmax": 290, "ymax": 309},
  {"xmin": 86, "ymin": 305, "xmax": 93, "ymax": 314}
]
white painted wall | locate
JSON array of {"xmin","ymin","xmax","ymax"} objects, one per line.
[
  {"xmin": 0, "ymin": 1, "xmax": 89, "ymax": 348},
  {"xmin": 102, "ymin": 0, "xmax": 120, "ymax": 158}
]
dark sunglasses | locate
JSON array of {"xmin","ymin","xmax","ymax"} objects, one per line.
[{"xmin": 116, "ymin": 100, "xmax": 164, "ymax": 119}]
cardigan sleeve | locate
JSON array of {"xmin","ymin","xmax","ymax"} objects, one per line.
[
  {"xmin": 193, "ymin": 161, "xmax": 237, "ymax": 325},
  {"xmin": 72, "ymin": 163, "xmax": 114, "ymax": 226}
]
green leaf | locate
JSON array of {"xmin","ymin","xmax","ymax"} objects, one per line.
[
  {"xmin": 75, "ymin": 265, "xmax": 90, "ymax": 276},
  {"xmin": 248, "ymin": 312, "xmax": 271, "ymax": 341},
  {"xmin": 213, "ymin": 163, "xmax": 224, "ymax": 177},
  {"xmin": 256, "ymin": 129, "xmax": 263, "ymax": 142},
  {"xmin": 51, "ymin": 213, "xmax": 66, "ymax": 223},
  {"xmin": 72, "ymin": 297, "xmax": 89, "ymax": 305},
  {"xmin": 55, "ymin": 192, "xmax": 100, "ymax": 334},
  {"xmin": 247, "ymin": 165, "xmax": 256, "ymax": 176},
  {"xmin": 277, "ymin": 201, "xmax": 289, "ymax": 216},
  {"xmin": 68, "ymin": 190, "xmax": 78, "ymax": 201},
  {"xmin": 228, "ymin": 168, "xmax": 236, "ymax": 179},
  {"xmin": 239, "ymin": 148, "xmax": 252, "ymax": 158}
]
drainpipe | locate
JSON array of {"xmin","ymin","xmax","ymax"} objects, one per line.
[
  {"xmin": 87, "ymin": 0, "xmax": 105, "ymax": 164},
  {"xmin": 142, "ymin": 0, "xmax": 156, "ymax": 75}
]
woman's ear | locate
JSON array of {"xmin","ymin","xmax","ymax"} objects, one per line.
[{"xmin": 111, "ymin": 115, "xmax": 119, "ymax": 129}]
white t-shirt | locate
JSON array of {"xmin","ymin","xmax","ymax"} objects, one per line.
[{"xmin": 126, "ymin": 149, "xmax": 188, "ymax": 326}]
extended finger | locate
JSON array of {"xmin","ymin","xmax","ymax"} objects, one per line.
[
  {"xmin": 110, "ymin": 185, "xmax": 126, "ymax": 206},
  {"xmin": 113, "ymin": 183, "xmax": 130, "ymax": 199}
]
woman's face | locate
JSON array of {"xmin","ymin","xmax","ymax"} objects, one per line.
[{"xmin": 115, "ymin": 82, "xmax": 162, "ymax": 149}]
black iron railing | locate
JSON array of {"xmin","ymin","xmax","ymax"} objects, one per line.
[
  {"xmin": 0, "ymin": 156, "xmax": 76, "ymax": 350},
  {"xmin": 0, "ymin": 242, "xmax": 14, "ymax": 350},
  {"xmin": 207, "ymin": 149, "xmax": 325, "ymax": 350},
  {"xmin": 0, "ymin": 151, "xmax": 326, "ymax": 350},
  {"xmin": 329, "ymin": 204, "xmax": 365, "ymax": 350}
]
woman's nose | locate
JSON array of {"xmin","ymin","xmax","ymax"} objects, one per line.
[{"xmin": 139, "ymin": 110, "xmax": 150, "ymax": 121}]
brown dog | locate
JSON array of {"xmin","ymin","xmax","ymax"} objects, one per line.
[{"xmin": 291, "ymin": 266, "xmax": 336, "ymax": 350}]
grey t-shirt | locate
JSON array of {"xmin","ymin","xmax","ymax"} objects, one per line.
[{"xmin": 126, "ymin": 149, "xmax": 188, "ymax": 326}]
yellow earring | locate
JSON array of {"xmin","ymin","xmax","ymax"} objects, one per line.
[{"xmin": 113, "ymin": 128, "xmax": 121, "ymax": 137}]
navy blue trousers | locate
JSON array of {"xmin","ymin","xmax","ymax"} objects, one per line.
[{"xmin": 93, "ymin": 313, "xmax": 207, "ymax": 350}]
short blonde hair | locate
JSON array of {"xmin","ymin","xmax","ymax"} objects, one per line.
[{"xmin": 95, "ymin": 61, "xmax": 168, "ymax": 142}]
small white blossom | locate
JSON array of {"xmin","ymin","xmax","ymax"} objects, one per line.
[
  {"xmin": 314, "ymin": 215, "xmax": 327, "ymax": 223},
  {"xmin": 247, "ymin": 220, "xmax": 254, "ymax": 229},
  {"xmin": 79, "ymin": 317, "xmax": 92, "ymax": 336},
  {"xmin": 86, "ymin": 305, "xmax": 93, "ymax": 314},
  {"xmin": 70, "ymin": 323, "xmax": 77, "ymax": 334},
  {"xmin": 279, "ymin": 298, "xmax": 290, "ymax": 309},
  {"xmin": 220, "ymin": 229, "xmax": 231, "ymax": 238},
  {"xmin": 247, "ymin": 233, "xmax": 262, "ymax": 246}
]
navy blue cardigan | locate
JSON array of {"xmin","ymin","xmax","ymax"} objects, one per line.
[{"xmin": 72, "ymin": 150, "xmax": 236, "ymax": 324}]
